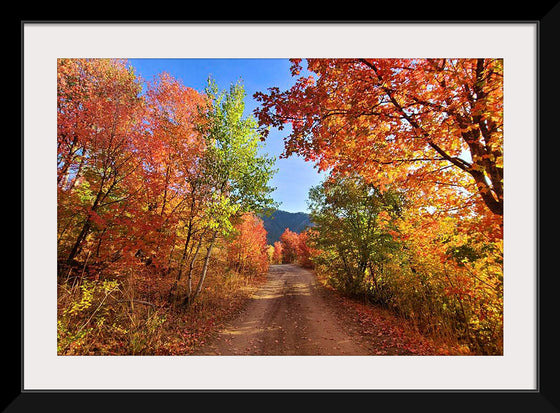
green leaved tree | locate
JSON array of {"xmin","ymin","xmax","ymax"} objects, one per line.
[
  {"xmin": 308, "ymin": 173, "xmax": 403, "ymax": 297},
  {"xmin": 182, "ymin": 78, "xmax": 278, "ymax": 306}
]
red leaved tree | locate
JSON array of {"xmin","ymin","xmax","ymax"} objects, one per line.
[
  {"xmin": 254, "ymin": 58, "xmax": 503, "ymax": 240},
  {"xmin": 272, "ymin": 241, "xmax": 284, "ymax": 264},
  {"xmin": 226, "ymin": 213, "xmax": 270, "ymax": 276},
  {"xmin": 57, "ymin": 58, "xmax": 148, "ymax": 268},
  {"xmin": 279, "ymin": 228, "xmax": 300, "ymax": 264}
]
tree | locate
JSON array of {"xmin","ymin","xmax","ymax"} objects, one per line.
[
  {"xmin": 307, "ymin": 173, "xmax": 403, "ymax": 295},
  {"xmin": 142, "ymin": 72, "xmax": 211, "ymax": 301},
  {"xmin": 279, "ymin": 228, "xmax": 299, "ymax": 264},
  {"xmin": 226, "ymin": 213, "xmax": 270, "ymax": 276},
  {"xmin": 272, "ymin": 241, "xmax": 284, "ymax": 264},
  {"xmin": 295, "ymin": 229, "xmax": 315, "ymax": 268},
  {"xmin": 254, "ymin": 58, "xmax": 503, "ymax": 237},
  {"xmin": 57, "ymin": 59, "xmax": 147, "ymax": 268},
  {"xmin": 181, "ymin": 77, "xmax": 277, "ymax": 305}
]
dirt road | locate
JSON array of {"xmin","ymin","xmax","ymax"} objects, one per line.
[{"xmin": 194, "ymin": 264, "xmax": 370, "ymax": 355}]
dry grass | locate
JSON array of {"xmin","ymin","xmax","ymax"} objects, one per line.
[
  {"xmin": 314, "ymin": 271, "xmax": 472, "ymax": 355},
  {"xmin": 57, "ymin": 264, "xmax": 268, "ymax": 356}
]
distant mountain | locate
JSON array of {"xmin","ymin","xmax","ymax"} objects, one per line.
[{"xmin": 260, "ymin": 210, "xmax": 312, "ymax": 245}]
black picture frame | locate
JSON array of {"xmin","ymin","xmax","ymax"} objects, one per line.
[{"xmin": 14, "ymin": 8, "xmax": 558, "ymax": 412}]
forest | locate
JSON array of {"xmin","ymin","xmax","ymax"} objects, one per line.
[{"xmin": 57, "ymin": 58, "xmax": 503, "ymax": 356}]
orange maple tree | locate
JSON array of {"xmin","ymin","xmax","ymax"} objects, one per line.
[
  {"xmin": 226, "ymin": 213, "xmax": 270, "ymax": 276},
  {"xmin": 279, "ymin": 228, "xmax": 300, "ymax": 264},
  {"xmin": 57, "ymin": 58, "xmax": 148, "ymax": 266},
  {"xmin": 57, "ymin": 60, "xmax": 209, "ymax": 273},
  {"xmin": 294, "ymin": 229, "xmax": 316, "ymax": 268},
  {"xmin": 254, "ymin": 58, "xmax": 503, "ymax": 238},
  {"xmin": 272, "ymin": 241, "xmax": 284, "ymax": 264}
]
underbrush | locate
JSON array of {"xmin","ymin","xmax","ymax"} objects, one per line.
[
  {"xmin": 314, "ymin": 268, "xmax": 483, "ymax": 356},
  {"xmin": 57, "ymin": 265, "xmax": 266, "ymax": 355}
]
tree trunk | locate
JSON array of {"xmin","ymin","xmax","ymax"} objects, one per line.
[
  {"xmin": 184, "ymin": 229, "xmax": 218, "ymax": 307},
  {"xmin": 67, "ymin": 219, "xmax": 92, "ymax": 264},
  {"xmin": 168, "ymin": 223, "xmax": 193, "ymax": 299},
  {"xmin": 168, "ymin": 227, "xmax": 205, "ymax": 304},
  {"xmin": 186, "ymin": 235, "xmax": 204, "ymax": 299},
  {"xmin": 66, "ymin": 172, "xmax": 114, "ymax": 264}
]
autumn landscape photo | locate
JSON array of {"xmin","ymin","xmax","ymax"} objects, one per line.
[{"xmin": 57, "ymin": 58, "xmax": 503, "ymax": 356}]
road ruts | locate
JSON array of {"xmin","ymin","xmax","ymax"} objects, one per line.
[{"xmin": 193, "ymin": 264, "xmax": 370, "ymax": 355}]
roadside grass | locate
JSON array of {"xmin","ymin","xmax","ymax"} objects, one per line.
[
  {"xmin": 314, "ymin": 271, "xmax": 472, "ymax": 356},
  {"xmin": 57, "ymin": 265, "xmax": 267, "ymax": 356}
]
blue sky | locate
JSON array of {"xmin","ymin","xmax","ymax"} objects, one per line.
[{"xmin": 127, "ymin": 58, "xmax": 326, "ymax": 213}]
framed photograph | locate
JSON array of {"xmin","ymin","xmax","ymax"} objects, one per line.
[{"xmin": 17, "ymin": 13, "xmax": 556, "ymax": 412}]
